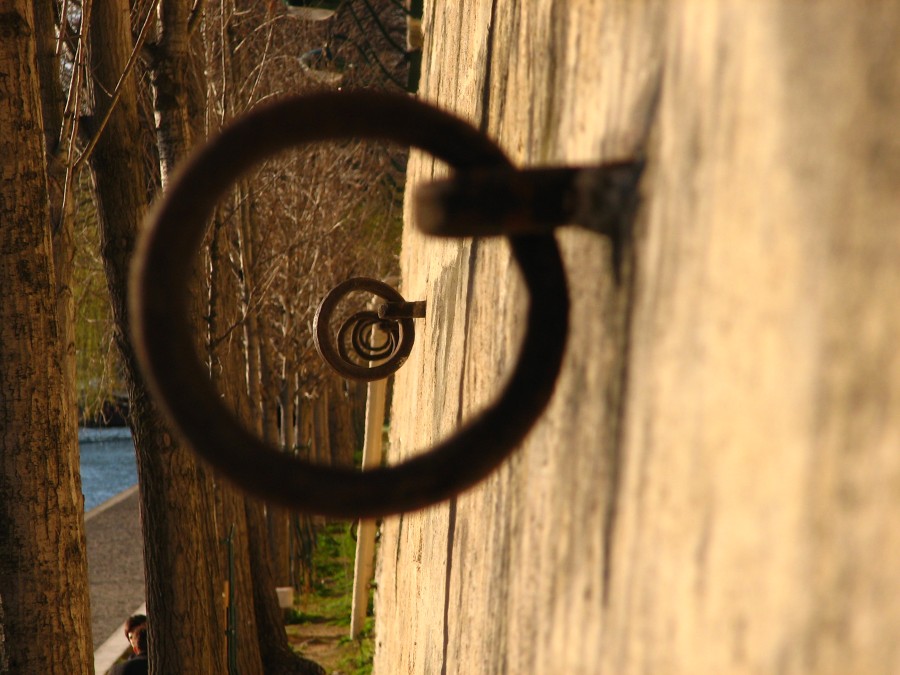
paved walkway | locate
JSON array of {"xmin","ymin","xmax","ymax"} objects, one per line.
[{"xmin": 85, "ymin": 486, "xmax": 146, "ymax": 651}]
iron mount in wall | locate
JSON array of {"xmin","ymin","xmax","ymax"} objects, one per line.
[{"xmin": 314, "ymin": 276, "xmax": 425, "ymax": 382}]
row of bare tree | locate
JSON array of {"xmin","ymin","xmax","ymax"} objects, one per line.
[{"xmin": 0, "ymin": 0, "xmax": 410, "ymax": 672}]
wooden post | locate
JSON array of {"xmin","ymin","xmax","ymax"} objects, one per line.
[{"xmin": 349, "ymin": 373, "xmax": 387, "ymax": 638}]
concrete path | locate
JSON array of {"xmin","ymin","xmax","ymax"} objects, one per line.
[{"xmin": 85, "ymin": 486, "xmax": 146, "ymax": 653}]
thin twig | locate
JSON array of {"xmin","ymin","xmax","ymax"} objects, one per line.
[
  {"xmin": 56, "ymin": 0, "xmax": 71, "ymax": 57},
  {"xmin": 243, "ymin": 10, "xmax": 274, "ymax": 109},
  {"xmin": 58, "ymin": 0, "xmax": 92, "ymax": 232},
  {"xmin": 188, "ymin": 0, "xmax": 206, "ymax": 33}
]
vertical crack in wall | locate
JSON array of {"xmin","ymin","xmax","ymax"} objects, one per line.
[
  {"xmin": 601, "ymin": 74, "xmax": 663, "ymax": 608},
  {"xmin": 440, "ymin": 236, "xmax": 481, "ymax": 674},
  {"xmin": 393, "ymin": 513, "xmax": 404, "ymax": 599},
  {"xmin": 439, "ymin": 496, "xmax": 457, "ymax": 675},
  {"xmin": 479, "ymin": 0, "xmax": 499, "ymax": 134},
  {"xmin": 440, "ymin": 1, "xmax": 500, "ymax": 669},
  {"xmin": 600, "ymin": 252, "xmax": 637, "ymax": 608}
]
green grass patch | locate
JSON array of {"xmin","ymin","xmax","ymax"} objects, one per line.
[{"xmin": 286, "ymin": 522, "xmax": 374, "ymax": 674}]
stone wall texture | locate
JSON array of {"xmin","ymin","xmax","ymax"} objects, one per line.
[{"xmin": 373, "ymin": 2, "xmax": 900, "ymax": 673}]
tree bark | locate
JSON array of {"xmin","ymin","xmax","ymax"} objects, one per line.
[
  {"xmin": 32, "ymin": 0, "xmax": 75, "ymax": 337},
  {"xmin": 327, "ymin": 375, "xmax": 357, "ymax": 468},
  {"xmin": 148, "ymin": 1, "xmax": 230, "ymax": 666},
  {"xmin": 268, "ymin": 367, "xmax": 296, "ymax": 588},
  {"xmin": 246, "ymin": 499, "xmax": 326, "ymax": 675},
  {"xmin": 267, "ymin": 499, "xmax": 293, "ymax": 588},
  {"xmin": 33, "ymin": 0, "xmax": 80, "ymax": 521},
  {"xmin": 209, "ymin": 205, "xmax": 266, "ymax": 675},
  {"xmin": 293, "ymin": 401, "xmax": 318, "ymax": 591},
  {"xmin": 87, "ymin": 0, "xmax": 226, "ymax": 671},
  {"xmin": 0, "ymin": 5, "xmax": 92, "ymax": 672},
  {"xmin": 151, "ymin": 0, "xmax": 194, "ymax": 188},
  {"xmin": 313, "ymin": 391, "xmax": 330, "ymax": 466}
]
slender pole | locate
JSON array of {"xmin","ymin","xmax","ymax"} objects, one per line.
[
  {"xmin": 225, "ymin": 524, "xmax": 238, "ymax": 675},
  {"xmin": 349, "ymin": 373, "xmax": 387, "ymax": 638}
]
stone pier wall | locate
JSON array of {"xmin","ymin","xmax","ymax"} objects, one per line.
[{"xmin": 374, "ymin": 2, "xmax": 900, "ymax": 673}]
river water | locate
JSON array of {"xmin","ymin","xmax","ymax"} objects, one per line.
[{"xmin": 78, "ymin": 427, "xmax": 138, "ymax": 512}]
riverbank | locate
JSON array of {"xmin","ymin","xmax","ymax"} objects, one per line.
[
  {"xmin": 79, "ymin": 427, "xmax": 138, "ymax": 512},
  {"xmin": 85, "ymin": 486, "xmax": 145, "ymax": 653},
  {"xmin": 85, "ymin": 490, "xmax": 372, "ymax": 672}
]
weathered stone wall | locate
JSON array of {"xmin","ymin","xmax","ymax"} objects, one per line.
[{"xmin": 374, "ymin": 2, "xmax": 900, "ymax": 673}]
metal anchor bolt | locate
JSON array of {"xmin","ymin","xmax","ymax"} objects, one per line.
[
  {"xmin": 378, "ymin": 300, "xmax": 427, "ymax": 320},
  {"xmin": 414, "ymin": 160, "xmax": 644, "ymax": 238}
]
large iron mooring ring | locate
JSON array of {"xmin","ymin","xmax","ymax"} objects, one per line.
[{"xmin": 130, "ymin": 91, "xmax": 568, "ymax": 518}]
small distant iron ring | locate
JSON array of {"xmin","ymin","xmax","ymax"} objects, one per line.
[
  {"xmin": 315, "ymin": 277, "xmax": 413, "ymax": 381},
  {"xmin": 344, "ymin": 311, "xmax": 397, "ymax": 361}
]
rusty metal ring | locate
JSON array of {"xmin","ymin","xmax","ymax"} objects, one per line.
[
  {"xmin": 348, "ymin": 315, "xmax": 398, "ymax": 360},
  {"xmin": 130, "ymin": 90, "xmax": 568, "ymax": 517},
  {"xmin": 338, "ymin": 311, "xmax": 398, "ymax": 372},
  {"xmin": 351, "ymin": 317, "xmax": 396, "ymax": 358},
  {"xmin": 314, "ymin": 277, "xmax": 414, "ymax": 381},
  {"xmin": 339, "ymin": 311, "xmax": 396, "ymax": 362}
]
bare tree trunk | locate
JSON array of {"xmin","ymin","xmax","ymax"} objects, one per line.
[
  {"xmin": 150, "ymin": 0, "xmax": 194, "ymax": 188},
  {"xmin": 258, "ymin": 315, "xmax": 280, "ymax": 446},
  {"xmin": 327, "ymin": 375, "xmax": 357, "ymax": 467},
  {"xmin": 292, "ymin": 398, "xmax": 318, "ymax": 591},
  {"xmin": 267, "ymin": 506, "xmax": 293, "ymax": 588},
  {"xmin": 32, "ymin": 0, "xmax": 77, "ymax": 389},
  {"xmin": 208, "ymin": 207, "xmax": 265, "ymax": 674},
  {"xmin": 257, "ymin": 309, "xmax": 292, "ymax": 587},
  {"xmin": 86, "ymin": 0, "xmax": 225, "ymax": 670},
  {"xmin": 313, "ymin": 391, "xmax": 331, "ymax": 466},
  {"xmin": 298, "ymin": 399, "xmax": 315, "ymax": 458},
  {"xmin": 148, "ymin": 0, "xmax": 230, "ymax": 665},
  {"xmin": 0, "ymin": 5, "xmax": 92, "ymax": 671},
  {"xmin": 268, "ymin": 367, "xmax": 298, "ymax": 588},
  {"xmin": 247, "ymin": 499, "xmax": 326, "ymax": 675}
]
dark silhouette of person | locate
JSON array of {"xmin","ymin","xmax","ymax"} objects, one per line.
[
  {"xmin": 109, "ymin": 614, "xmax": 148, "ymax": 675},
  {"xmin": 122, "ymin": 614, "xmax": 146, "ymax": 644}
]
